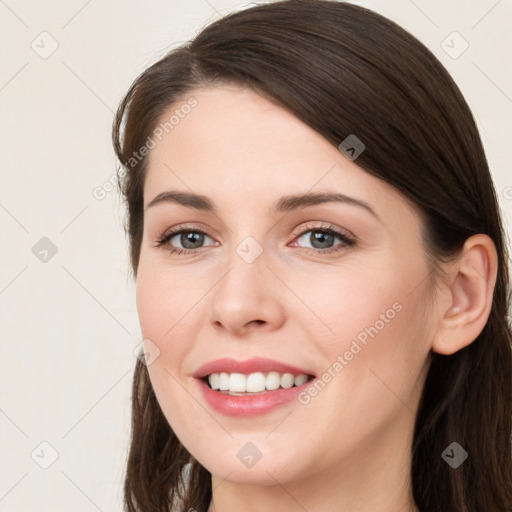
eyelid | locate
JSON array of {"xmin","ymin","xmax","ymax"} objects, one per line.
[
  {"xmin": 156, "ymin": 221, "xmax": 354, "ymax": 241},
  {"xmin": 154, "ymin": 223, "xmax": 217, "ymax": 250},
  {"xmin": 156, "ymin": 223, "xmax": 209, "ymax": 241},
  {"xmin": 154, "ymin": 221, "xmax": 357, "ymax": 255},
  {"xmin": 290, "ymin": 221, "xmax": 355, "ymax": 242}
]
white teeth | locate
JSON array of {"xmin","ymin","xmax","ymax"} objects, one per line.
[
  {"xmin": 246, "ymin": 372, "xmax": 266, "ymax": 392},
  {"xmin": 266, "ymin": 371, "xmax": 281, "ymax": 390},
  {"xmin": 210, "ymin": 373, "xmax": 220, "ymax": 390},
  {"xmin": 281, "ymin": 373, "xmax": 294, "ymax": 389},
  {"xmin": 218, "ymin": 372, "xmax": 229, "ymax": 391},
  {"xmin": 228, "ymin": 373, "xmax": 246, "ymax": 392},
  {"xmin": 207, "ymin": 371, "xmax": 311, "ymax": 393},
  {"xmin": 294, "ymin": 374, "xmax": 308, "ymax": 386}
]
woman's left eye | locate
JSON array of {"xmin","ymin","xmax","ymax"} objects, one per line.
[
  {"xmin": 292, "ymin": 225, "xmax": 356, "ymax": 254},
  {"xmin": 154, "ymin": 223, "xmax": 356, "ymax": 256}
]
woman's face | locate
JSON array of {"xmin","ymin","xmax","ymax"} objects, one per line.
[{"xmin": 136, "ymin": 84, "xmax": 436, "ymax": 487}]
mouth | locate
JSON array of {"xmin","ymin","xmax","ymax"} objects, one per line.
[
  {"xmin": 201, "ymin": 371, "xmax": 316, "ymax": 395},
  {"xmin": 193, "ymin": 357, "xmax": 317, "ymax": 416}
]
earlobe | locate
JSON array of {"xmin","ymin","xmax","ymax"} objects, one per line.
[{"xmin": 431, "ymin": 234, "xmax": 498, "ymax": 356}]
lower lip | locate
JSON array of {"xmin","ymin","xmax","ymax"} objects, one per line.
[{"xmin": 196, "ymin": 378, "xmax": 315, "ymax": 417}]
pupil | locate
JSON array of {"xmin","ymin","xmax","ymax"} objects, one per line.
[
  {"xmin": 179, "ymin": 231, "xmax": 334, "ymax": 250},
  {"xmin": 182, "ymin": 232, "xmax": 203, "ymax": 249},
  {"xmin": 312, "ymin": 232, "xmax": 333, "ymax": 249}
]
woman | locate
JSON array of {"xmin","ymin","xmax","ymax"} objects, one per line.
[{"xmin": 112, "ymin": 1, "xmax": 512, "ymax": 510}]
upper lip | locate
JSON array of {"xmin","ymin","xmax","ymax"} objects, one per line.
[{"xmin": 193, "ymin": 357, "xmax": 315, "ymax": 379}]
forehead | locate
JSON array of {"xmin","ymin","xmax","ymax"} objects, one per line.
[
  {"xmin": 142, "ymin": 85, "xmax": 417, "ymax": 226},
  {"xmin": 146, "ymin": 84, "xmax": 336, "ymax": 179}
]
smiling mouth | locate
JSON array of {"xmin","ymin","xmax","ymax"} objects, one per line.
[{"xmin": 202, "ymin": 371, "xmax": 315, "ymax": 395}]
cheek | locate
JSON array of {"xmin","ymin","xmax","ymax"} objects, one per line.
[
  {"xmin": 135, "ymin": 258, "xmax": 198, "ymax": 344},
  {"xmin": 322, "ymin": 282, "xmax": 431, "ymax": 433},
  {"xmin": 287, "ymin": 261, "xmax": 406, "ymax": 351},
  {"xmin": 135, "ymin": 263, "xmax": 197, "ymax": 411},
  {"xmin": 135, "ymin": 265, "xmax": 220, "ymax": 457},
  {"xmin": 132, "ymin": 243, "xmax": 433, "ymax": 480},
  {"xmin": 294, "ymin": 260, "xmax": 431, "ymax": 409}
]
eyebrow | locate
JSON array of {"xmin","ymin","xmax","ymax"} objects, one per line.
[{"xmin": 145, "ymin": 190, "xmax": 380, "ymax": 220}]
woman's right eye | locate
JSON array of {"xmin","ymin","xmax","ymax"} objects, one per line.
[
  {"xmin": 155, "ymin": 228, "xmax": 216, "ymax": 256},
  {"xmin": 154, "ymin": 222, "xmax": 356, "ymax": 257}
]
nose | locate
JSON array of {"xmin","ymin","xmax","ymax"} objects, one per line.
[{"xmin": 209, "ymin": 248, "xmax": 286, "ymax": 337}]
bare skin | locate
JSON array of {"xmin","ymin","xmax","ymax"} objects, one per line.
[{"xmin": 135, "ymin": 84, "xmax": 497, "ymax": 512}]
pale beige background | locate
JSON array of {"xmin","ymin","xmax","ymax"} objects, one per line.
[{"xmin": 0, "ymin": 0, "xmax": 510, "ymax": 510}]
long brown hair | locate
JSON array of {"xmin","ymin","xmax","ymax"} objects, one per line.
[{"xmin": 112, "ymin": 1, "xmax": 512, "ymax": 510}]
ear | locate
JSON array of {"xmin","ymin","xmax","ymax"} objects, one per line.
[{"xmin": 431, "ymin": 234, "xmax": 498, "ymax": 355}]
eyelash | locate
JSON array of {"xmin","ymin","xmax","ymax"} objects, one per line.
[{"xmin": 154, "ymin": 222, "xmax": 356, "ymax": 257}]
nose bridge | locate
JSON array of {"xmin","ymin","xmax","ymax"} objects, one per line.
[
  {"xmin": 221, "ymin": 212, "xmax": 271, "ymax": 274},
  {"xmin": 209, "ymin": 228, "xmax": 285, "ymax": 333},
  {"xmin": 218, "ymin": 231, "xmax": 270, "ymax": 301},
  {"xmin": 234, "ymin": 233, "xmax": 266, "ymax": 266}
]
